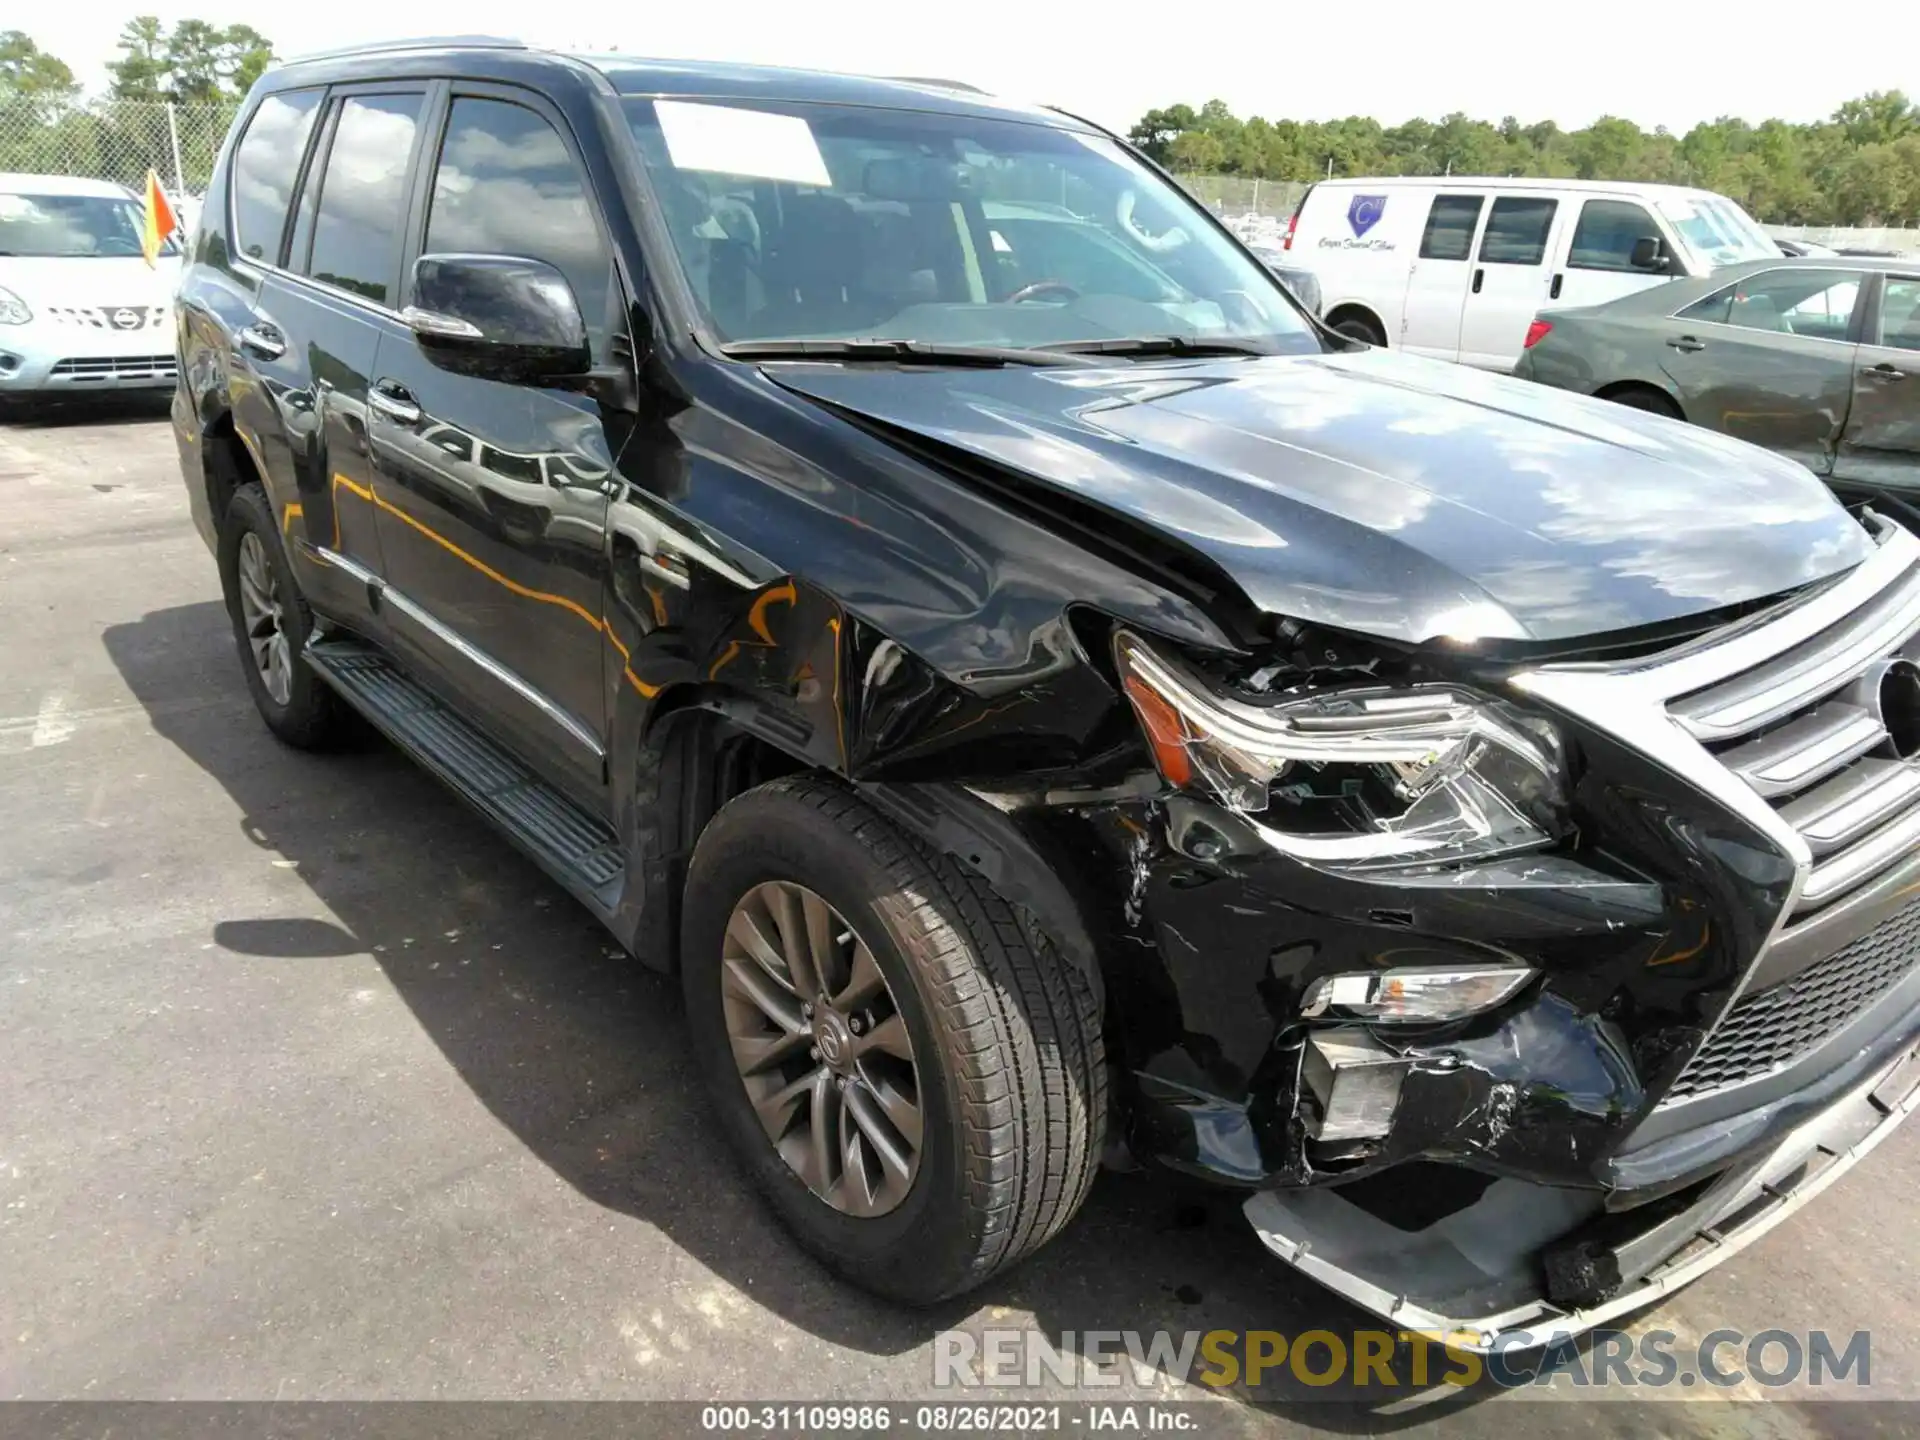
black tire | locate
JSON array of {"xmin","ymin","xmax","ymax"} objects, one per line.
[
  {"xmin": 1604, "ymin": 387, "xmax": 1683, "ymax": 420},
  {"xmin": 1331, "ymin": 314, "xmax": 1386, "ymax": 346},
  {"xmin": 681, "ymin": 776, "xmax": 1106, "ymax": 1304},
  {"xmin": 218, "ymin": 483, "xmax": 344, "ymax": 749}
]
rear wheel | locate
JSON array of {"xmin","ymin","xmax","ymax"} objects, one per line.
[
  {"xmin": 218, "ymin": 484, "xmax": 344, "ymax": 749},
  {"xmin": 1330, "ymin": 313, "xmax": 1387, "ymax": 347},
  {"xmin": 681, "ymin": 776, "xmax": 1105, "ymax": 1304},
  {"xmin": 1602, "ymin": 386, "xmax": 1683, "ymax": 420}
]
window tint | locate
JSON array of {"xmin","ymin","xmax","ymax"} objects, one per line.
[
  {"xmin": 1568, "ymin": 199, "xmax": 1661, "ymax": 272},
  {"xmin": 1695, "ymin": 269, "xmax": 1862, "ymax": 339},
  {"xmin": 303, "ymin": 93, "xmax": 424, "ymax": 305},
  {"xmin": 230, "ymin": 88, "xmax": 322, "ymax": 262},
  {"xmin": 1878, "ymin": 278, "xmax": 1920, "ymax": 352},
  {"xmin": 423, "ymin": 98, "xmax": 612, "ymax": 354},
  {"xmin": 1478, "ymin": 197, "xmax": 1556, "ymax": 266},
  {"xmin": 1418, "ymin": 195, "xmax": 1484, "ymax": 262}
]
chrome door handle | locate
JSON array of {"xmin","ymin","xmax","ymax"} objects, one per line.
[
  {"xmin": 1668, "ymin": 336, "xmax": 1706, "ymax": 353},
  {"xmin": 237, "ymin": 323, "xmax": 285, "ymax": 360},
  {"xmin": 1864, "ymin": 362, "xmax": 1907, "ymax": 381},
  {"xmin": 368, "ymin": 386, "xmax": 421, "ymax": 426}
]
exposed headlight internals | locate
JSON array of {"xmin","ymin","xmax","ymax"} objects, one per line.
[
  {"xmin": 1300, "ymin": 964, "xmax": 1536, "ymax": 1023},
  {"xmin": 1113, "ymin": 629, "xmax": 1567, "ymax": 868}
]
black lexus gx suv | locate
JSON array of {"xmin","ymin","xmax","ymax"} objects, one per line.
[{"xmin": 172, "ymin": 37, "xmax": 1920, "ymax": 1350}]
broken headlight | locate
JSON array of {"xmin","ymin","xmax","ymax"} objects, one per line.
[{"xmin": 1114, "ymin": 630, "xmax": 1566, "ymax": 868}]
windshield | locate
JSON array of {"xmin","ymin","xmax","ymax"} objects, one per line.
[
  {"xmin": 623, "ymin": 98, "xmax": 1317, "ymax": 354},
  {"xmin": 0, "ymin": 192, "xmax": 178, "ymax": 259},
  {"xmin": 1654, "ymin": 194, "xmax": 1777, "ymax": 268}
]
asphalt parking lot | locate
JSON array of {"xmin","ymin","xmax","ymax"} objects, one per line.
[{"xmin": 3, "ymin": 399, "xmax": 1918, "ymax": 1435}]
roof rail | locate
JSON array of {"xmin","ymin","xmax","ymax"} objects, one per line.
[
  {"xmin": 888, "ymin": 75, "xmax": 987, "ymax": 94},
  {"xmin": 284, "ymin": 34, "xmax": 527, "ymax": 65}
]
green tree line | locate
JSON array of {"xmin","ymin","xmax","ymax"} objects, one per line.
[
  {"xmin": 1, "ymin": 20, "xmax": 272, "ymax": 191},
  {"xmin": 1129, "ymin": 94, "xmax": 1920, "ymax": 226}
]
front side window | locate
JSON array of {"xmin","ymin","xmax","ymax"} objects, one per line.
[
  {"xmin": 423, "ymin": 97, "xmax": 612, "ymax": 356},
  {"xmin": 1877, "ymin": 278, "xmax": 1920, "ymax": 352},
  {"xmin": 231, "ymin": 88, "xmax": 323, "ymax": 262},
  {"xmin": 622, "ymin": 98, "xmax": 1317, "ymax": 352},
  {"xmin": 0, "ymin": 191, "xmax": 175, "ymax": 259},
  {"xmin": 1679, "ymin": 268, "xmax": 1861, "ymax": 338},
  {"xmin": 1477, "ymin": 197, "xmax": 1556, "ymax": 266},
  {"xmin": 1568, "ymin": 199, "xmax": 1662, "ymax": 273},
  {"xmin": 1418, "ymin": 195, "xmax": 1484, "ymax": 262},
  {"xmin": 302, "ymin": 93, "xmax": 424, "ymax": 305}
]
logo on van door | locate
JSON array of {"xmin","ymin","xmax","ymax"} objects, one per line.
[{"xmin": 1347, "ymin": 195, "xmax": 1387, "ymax": 238}]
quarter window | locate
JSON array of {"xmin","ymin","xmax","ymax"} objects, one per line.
[
  {"xmin": 1478, "ymin": 197, "xmax": 1557, "ymax": 266},
  {"xmin": 423, "ymin": 98, "xmax": 612, "ymax": 356},
  {"xmin": 230, "ymin": 88, "xmax": 323, "ymax": 263},
  {"xmin": 1418, "ymin": 195, "xmax": 1485, "ymax": 262},
  {"xmin": 302, "ymin": 93, "xmax": 425, "ymax": 306},
  {"xmin": 1878, "ymin": 278, "xmax": 1920, "ymax": 352},
  {"xmin": 1568, "ymin": 199, "xmax": 1662, "ymax": 273}
]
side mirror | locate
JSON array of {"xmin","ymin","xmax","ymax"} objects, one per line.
[
  {"xmin": 1629, "ymin": 236, "xmax": 1670, "ymax": 273},
  {"xmin": 403, "ymin": 253, "xmax": 590, "ymax": 384}
]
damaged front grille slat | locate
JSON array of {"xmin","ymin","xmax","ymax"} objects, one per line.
[
  {"xmin": 1717, "ymin": 699, "xmax": 1886, "ymax": 798},
  {"xmin": 1779, "ymin": 758, "xmax": 1920, "ymax": 855}
]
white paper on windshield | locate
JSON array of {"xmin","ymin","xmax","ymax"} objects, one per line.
[{"xmin": 655, "ymin": 100, "xmax": 831, "ymax": 186}]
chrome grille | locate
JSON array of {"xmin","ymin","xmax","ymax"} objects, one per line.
[
  {"xmin": 1666, "ymin": 900, "xmax": 1920, "ymax": 1099},
  {"xmin": 47, "ymin": 355, "xmax": 176, "ymax": 380},
  {"xmin": 1669, "ymin": 543, "xmax": 1920, "ymax": 918}
]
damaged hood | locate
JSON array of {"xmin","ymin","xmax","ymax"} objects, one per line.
[{"xmin": 768, "ymin": 348, "xmax": 1873, "ymax": 645}]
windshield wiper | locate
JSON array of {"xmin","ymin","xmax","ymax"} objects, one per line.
[
  {"xmin": 720, "ymin": 338, "xmax": 1096, "ymax": 368},
  {"xmin": 1039, "ymin": 335, "xmax": 1278, "ymax": 359}
]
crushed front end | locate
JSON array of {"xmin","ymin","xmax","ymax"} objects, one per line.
[{"xmin": 1061, "ymin": 515, "xmax": 1920, "ymax": 1350}]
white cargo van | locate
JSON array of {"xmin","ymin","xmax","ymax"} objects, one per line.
[{"xmin": 1279, "ymin": 177, "xmax": 1781, "ymax": 369}]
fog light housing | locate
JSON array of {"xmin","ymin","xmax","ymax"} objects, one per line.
[
  {"xmin": 1302, "ymin": 1028, "xmax": 1408, "ymax": 1141},
  {"xmin": 1301, "ymin": 964, "xmax": 1533, "ymax": 1023}
]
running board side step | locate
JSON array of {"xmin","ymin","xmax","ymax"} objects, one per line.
[{"xmin": 305, "ymin": 639, "xmax": 625, "ymax": 915}]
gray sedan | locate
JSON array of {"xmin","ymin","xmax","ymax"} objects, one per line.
[{"xmin": 1514, "ymin": 255, "xmax": 1920, "ymax": 503}]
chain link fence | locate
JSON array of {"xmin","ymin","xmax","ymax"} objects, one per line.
[{"xmin": 0, "ymin": 97, "xmax": 237, "ymax": 199}]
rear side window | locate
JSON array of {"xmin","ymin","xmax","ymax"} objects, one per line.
[
  {"xmin": 302, "ymin": 93, "xmax": 425, "ymax": 306},
  {"xmin": 230, "ymin": 89, "xmax": 323, "ymax": 263},
  {"xmin": 1418, "ymin": 195, "xmax": 1484, "ymax": 261},
  {"xmin": 422, "ymin": 97, "xmax": 612, "ymax": 356},
  {"xmin": 1478, "ymin": 197, "xmax": 1557, "ymax": 266},
  {"xmin": 1879, "ymin": 278, "xmax": 1920, "ymax": 351},
  {"xmin": 1569, "ymin": 199, "xmax": 1661, "ymax": 272},
  {"xmin": 1679, "ymin": 268, "xmax": 1862, "ymax": 337}
]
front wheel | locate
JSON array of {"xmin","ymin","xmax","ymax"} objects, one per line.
[{"xmin": 681, "ymin": 776, "xmax": 1106, "ymax": 1304}]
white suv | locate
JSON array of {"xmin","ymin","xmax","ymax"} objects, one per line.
[{"xmin": 0, "ymin": 173, "xmax": 182, "ymax": 404}]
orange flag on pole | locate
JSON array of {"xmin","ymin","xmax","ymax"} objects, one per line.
[{"xmin": 141, "ymin": 168, "xmax": 178, "ymax": 268}]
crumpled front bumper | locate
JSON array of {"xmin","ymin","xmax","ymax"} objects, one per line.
[{"xmin": 1244, "ymin": 1034, "xmax": 1920, "ymax": 1353}]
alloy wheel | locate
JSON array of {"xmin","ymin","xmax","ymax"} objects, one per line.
[
  {"xmin": 720, "ymin": 880, "xmax": 924, "ymax": 1217},
  {"xmin": 236, "ymin": 530, "xmax": 293, "ymax": 706}
]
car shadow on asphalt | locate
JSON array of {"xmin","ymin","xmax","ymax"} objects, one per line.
[
  {"xmin": 1, "ymin": 393, "xmax": 174, "ymax": 429},
  {"xmin": 103, "ymin": 601, "xmax": 1543, "ymax": 1429}
]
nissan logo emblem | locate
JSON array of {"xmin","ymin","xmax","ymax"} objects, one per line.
[
  {"xmin": 1870, "ymin": 658, "xmax": 1920, "ymax": 761},
  {"xmin": 111, "ymin": 308, "xmax": 143, "ymax": 330}
]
